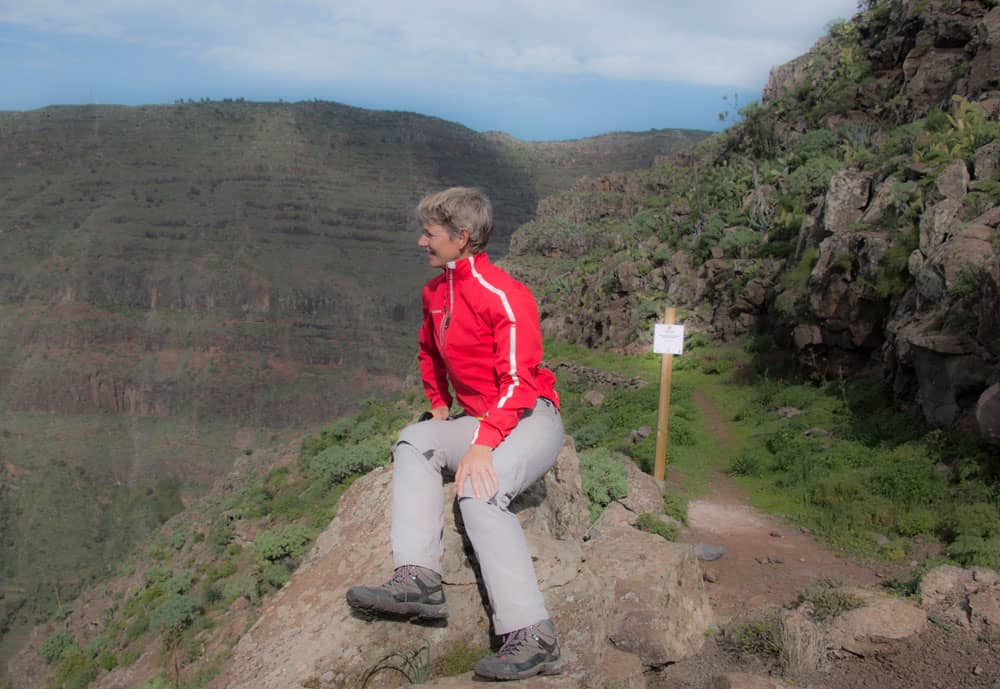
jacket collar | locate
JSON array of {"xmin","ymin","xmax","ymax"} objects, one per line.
[{"xmin": 446, "ymin": 252, "xmax": 490, "ymax": 277}]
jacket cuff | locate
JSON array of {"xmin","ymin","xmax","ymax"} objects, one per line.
[{"xmin": 473, "ymin": 423, "xmax": 504, "ymax": 449}]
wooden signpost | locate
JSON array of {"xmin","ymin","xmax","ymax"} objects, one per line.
[{"xmin": 652, "ymin": 307, "xmax": 682, "ymax": 481}]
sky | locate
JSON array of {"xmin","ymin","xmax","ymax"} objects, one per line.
[{"xmin": 0, "ymin": 1, "xmax": 859, "ymax": 141}]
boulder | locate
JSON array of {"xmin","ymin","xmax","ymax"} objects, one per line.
[
  {"xmin": 211, "ymin": 443, "xmax": 712, "ymax": 689},
  {"xmin": 909, "ymin": 335, "xmax": 993, "ymax": 426},
  {"xmin": 934, "ymin": 159, "xmax": 970, "ymax": 202},
  {"xmin": 920, "ymin": 565, "xmax": 1000, "ymax": 634},
  {"xmin": 806, "ymin": 233, "xmax": 890, "ymax": 349},
  {"xmin": 826, "ymin": 590, "xmax": 927, "ymax": 657},
  {"xmin": 976, "ymin": 383, "xmax": 1000, "ymax": 443},
  {"xmin": 967, "ymin": 7, "xmax": 1000, "ymax": 95},
  {"xmin": 974, "ymin": 141, "xmax": 1000, "ymax": 182},
  {"xmin": 823, "ymin": 170, "xmax": 873, "ymax": 235},
  {"xmin": 918, "ymin": 199, "xmax": 963, "ymax": 254},
  {"xmin": 903, "ymin": 48, "xmax": 967, "ymax": 108},
  {"xmin": 914, "ymin": 234, "xmax": 994, "ymax": 302},
  {"xmin": 860, "ymin": 179, "xmax": 899, "ymax": 227}
]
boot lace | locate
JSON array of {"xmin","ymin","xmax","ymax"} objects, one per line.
[
  {"xmin": 498, "ymin": 627, "xmax": 531, "ymax": 657},
  {"xmin": 388, "ymin": 565, "xmax": 417, "ymax": 585}
]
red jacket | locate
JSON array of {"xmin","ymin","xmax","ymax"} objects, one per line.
[{"xmin": 418, "ymin": 253, "xmax": 559, "ymax": 448}]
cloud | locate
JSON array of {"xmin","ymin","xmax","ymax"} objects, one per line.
[{"xmin": 0, "ymin": 0, "xmax": 858, "ymax": 88}]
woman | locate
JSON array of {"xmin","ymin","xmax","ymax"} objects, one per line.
[{"xmin": 346, "ymin": 187, "xmax": 564, "ymax": 681}]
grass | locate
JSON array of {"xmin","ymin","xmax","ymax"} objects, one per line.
[
  {"xmin": 547, "ymin": 336, "xmax": 1000, "ymax": 571},
  {"xmin": 724, "ymin": 613, "xmax": 784, "ymax": 658},
  {"xmin": 796, "ymin": 579, "xmax": 865, "ymax": 621}
]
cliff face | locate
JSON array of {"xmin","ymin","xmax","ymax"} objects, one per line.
[{"xmin": 505, "ymin": 0, "xmax": 1000, "ymax": 442}]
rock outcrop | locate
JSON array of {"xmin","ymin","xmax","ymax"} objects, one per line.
[{"xmin": 209, "ymin": 441, "xmax": 713, "ymax": 689}]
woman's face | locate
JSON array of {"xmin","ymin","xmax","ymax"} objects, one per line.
[{"xmin": 418, "ymin": 223, "xmax": 469, "ymax": 269}]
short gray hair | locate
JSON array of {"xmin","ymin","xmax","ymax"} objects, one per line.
[{"xmin": 415, "ymin": 187, "xmax": 493, "ymax": 254}]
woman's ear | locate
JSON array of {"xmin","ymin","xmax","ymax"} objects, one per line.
[{"xmin": 458, "ymin": 227, "xmax": 471, "ymax": 251}]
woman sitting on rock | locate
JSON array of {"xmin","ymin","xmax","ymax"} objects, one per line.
[{"xmin": 346, "ymin": 186, "xmax": 564, "ymax": 681}]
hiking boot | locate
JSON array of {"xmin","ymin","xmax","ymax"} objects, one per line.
[
  {"xmin": 473, "ymin": 618, "xmax": 563, "ymax": 681},
  {"xmin": 345, "ymin": 565, "xmax": 447, "ymax": 620}
]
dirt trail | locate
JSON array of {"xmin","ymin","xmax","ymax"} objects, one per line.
[
  {"xmin": 677, "ymin": 391, "xmax": 883, "ymax": 622},
  {"xmin": 653, "ymin": 391, "xmax": 1000, "ymax": 689}
]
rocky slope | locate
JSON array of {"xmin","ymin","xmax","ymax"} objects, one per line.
[{"xmin": 504, "ymin": 0, "xmax": 1000, "ymax": 442}]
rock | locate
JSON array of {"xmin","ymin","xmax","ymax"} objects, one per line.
[
  {"xmin": 919, "ymin": 564, "xmax": 1000, "ymax": 634},
  {"xmin": 582, "ymin": 389, "xmax": 605, "ymax": 407},
  {"xmin": 827, "ymin": 594, "xmax": 927, "ymax": 656},
  {"xmin": 823, "ymin": 170, "xmax": 873, "ymax": 235},
  {"xmin": 861, "ymin": 179, "xmax": 899, "ymax": 226},
  {"xmin": 213, "ymin": 441, "xmax": 712, "ymax": 689},
  {"xmin": 628, "ymin": 426, "xmax": 652, "ymax": 444},
  {"xmin": 968, "ymin": 7, "xmax": 1000, "ymax": 95},
  {"xmin": 593, "ymin": 525, "xmax": 712, "ymax": 667},
  {"xmin": 919, "ymin": 199, "xmax": 963, "ymax": 254},
  {"xmin": 974, "ymin": 142, "xmax": 1000, "ymax": 182},
  {"xmin": 617, "ymin": 458, "xmax": 664, "ymax": 517},
  {"xmin": 695, "ymin": 545, "xmax": 726, "ymax": 562},
  {"xmin": 976, "ymin": 384, "xmax": 1000, "ymax": 443},
  {"xmin": 792, "ymin": 324, "xmax": 823, "ymax": 349},
  {"xmin": 915, "ymin": 234, "xmax": 994, "ymax": 303},
  {"xmin": 904, "ymin": 48, "xmax": 967, "ymax": 107},
  {"xmin": 934, "ymin": 160, "xmax": 970, "ymax": 201},
  {"xmin": 908, "ymin": 336, "xmax": 993, "ymax": 427}
]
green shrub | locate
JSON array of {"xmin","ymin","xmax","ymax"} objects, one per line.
[
  {"xmin": 253, "ymin": 524, "xmax": 313, "ymax": 562},
  {"xmin": 222, "ymin": 573, "xmax": 260, "ymax": 605},
  {"xmin": 729, "ymin": 450, "xmax": 767, "ymax": 477},
  {"xmin": 794, "ymin": 129, "xmax": 840, "ymax": 161},
  {"xmin": 307, "ymin": 436, "xmax": 391, "ymax": 488},
  {"xmin": 636, "ymin": 513, "xmax": 679, "ymax": 541},
  {"xmin": 260, "ymin": 561, "xmax": 292, "ymax": 590},
  {"xmin": 119, "ymin": 649, "xmax": 140, "ymax": 667},
  {"xmin": 149, "ymin": 594, "xmax": 200, "ymax": 633},
  {"xmin": 143, "ymin": 565, "xmax": 171, "ymax": 587},
  {"xmin": 165, "ymin": 569, "xmax": 195, "ymax": 594},
  {"xmin": 701, "ymin": 358, "xmax": 732, "ymax": 375},
  {"xmin": 39, "ymin": 629, "xmax": 77, "ymax": 664},
  {"xmin": 662, "ymin": 491, "xmax": 688, "ymax": 524},
  {"xmin": 797, "ymin": 579, "xmax": 865, "ymax": 620},
  {"xmin": 169, "ymin": 530, "xmax": 188, "ymax": 550},
  {"xmin": 55, "ymin": 649, "xmax": 97, "ymax": 689},
  {"xmin": 208, "ymin": 519, "xmax": 235, "ymax": 551},
  {"xmin": 98, "ymin": 651, "xmax": 117, "ymax": 671},
  {"xmin": 573, "ymin": 419, "xmax": 610, "ymax": 449},
  {"xmin": 785, "ymin": 155, "xmax": 845, "ymax": 199},
  {"xmin": 941, "ymin": 502, "xmax": 1000, "ymax": 569},
  {"xmin": 579, "ymin": 448, "xmax": 629, "ymax": 522},
  {"xmin": 725, "ymin": 615, "xmax": 783, "ymax": 658},
  {"xmin": 125, "ymin": 616, "xmax": 149, "ymax": 642},
  {"xmin": 136, "ymin": 676, "xmax": 173, "ymax": 689},
  {"xmin": 895, "ymin": 507, "xmax": 937, "ymax": 536},
  {"xmin": 83, "ymin": 633, "xmax": 109, "ymax": 658}
]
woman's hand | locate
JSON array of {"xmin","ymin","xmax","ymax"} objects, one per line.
[
  {"xmin": 429, "ymin": 405, "xmax": 450, "ymax": 421},
  {"xmin": 455, "ymin": 444, "xmax": 497, "ymax": 499}
]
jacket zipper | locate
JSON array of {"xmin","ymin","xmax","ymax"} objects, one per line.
[{"xmin": 439, "ymin": 267, "xmax": 453, "ymax": 347}]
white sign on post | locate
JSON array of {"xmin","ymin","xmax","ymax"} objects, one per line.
[{"xmin": 653, "ymin": 323, "xmax": 685, "ymax": 355}]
